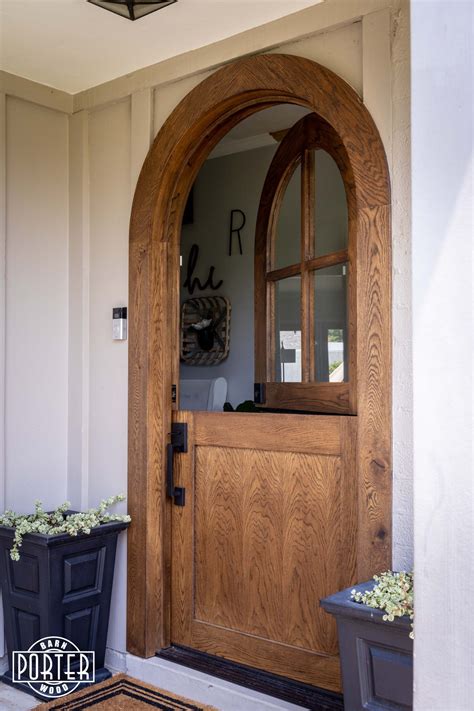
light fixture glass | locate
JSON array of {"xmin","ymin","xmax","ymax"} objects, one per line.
[{"xmin": 88, "ymin": 0, "xmax": 177, "ymax": 21}]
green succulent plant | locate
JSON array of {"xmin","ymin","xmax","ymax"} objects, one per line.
[
  {"xmin": 0, "ymin": 494, "xmax": 131, "ymax": 562},
  {"xmin": 351, "ymin": 570, "xmax": 414, "ymax": 639}
]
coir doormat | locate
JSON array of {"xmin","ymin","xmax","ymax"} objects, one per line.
[{"xmin": 36, "ymin": 674, "xmax": 218, "ymax": 711}]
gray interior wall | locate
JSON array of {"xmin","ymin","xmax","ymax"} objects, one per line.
[{"xmin": 180, "ymin": 145, "xmax": 276, "ymax": 408}]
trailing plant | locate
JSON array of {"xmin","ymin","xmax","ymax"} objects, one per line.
[
  {"xmin": 224, "ymin": 400, "xmax": 262, "ymax": 412},
  {"xmin": 351, "ymin": 570, "xmax": 414, "ymax": 638},
  {"xmin": 329, "ymin": 360, "xmax": 343, "ymax": 375},
  {"xmin": 0, "ymin": 494, "xmax": 131, "ymax": 561}
]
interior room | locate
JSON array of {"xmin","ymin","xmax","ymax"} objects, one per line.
[{"xmin": 179, "ymin": 104, "xmax": 349, "ymax": 412}]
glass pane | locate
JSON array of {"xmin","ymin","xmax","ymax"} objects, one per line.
[
  {"xmin": 314, "ymin": 150, "xmax": 348, "ymax": 257},
  {"xmin": 274, "ymin": 163, "xmax": 301, "ymax": 270},
  {"xmin": 313, "ymin": 264, "xmax": 348, "ymax": 382},
  {"xmin": 274, "ymin": 276, "xmax": 301, "ymax": 382}
]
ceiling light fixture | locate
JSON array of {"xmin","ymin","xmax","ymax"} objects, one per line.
[{"xmin": 88, "ymin": 0, "xmax": 177, "ymax": 21}]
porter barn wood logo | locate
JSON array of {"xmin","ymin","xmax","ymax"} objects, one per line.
[{"xmin": 12, "ymin": 636, "xmax": 95, "ymax": 699}]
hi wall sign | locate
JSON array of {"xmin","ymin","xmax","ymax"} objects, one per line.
[{"xmin": 88, "ymin": 0, "xmax": 176, "ymax": 21}]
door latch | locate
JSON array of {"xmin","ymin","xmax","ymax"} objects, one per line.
[{"xmin": 166, "ymin": 423, "xmax": 187, "ymax": 506}]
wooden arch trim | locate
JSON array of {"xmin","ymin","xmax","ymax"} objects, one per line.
[{"xmin": 128, "ymin": 53, "xmax": 391, "ymax": 657}]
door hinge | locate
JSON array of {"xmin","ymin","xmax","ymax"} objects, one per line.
[
  {"xmin": 166, "ymin": 422, "xmax": 187, "ymax": 506},
  {"xmin": 254, "ymin": 383, "xmax": 266, "ymax": 404},
  {"xmin": 171, "ymin": 384, "xmax": 177, "ymax": 404}
]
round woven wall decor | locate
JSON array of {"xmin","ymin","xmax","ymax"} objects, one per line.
[{"xmin": 180, "ymin": 296, "xmax": 231, "ymax": 365}]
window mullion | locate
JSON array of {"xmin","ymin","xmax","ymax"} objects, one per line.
[
  {"xmin": 301, "ymin": 149, "xmax": 315, "ymax": 382},
  {"xmin": 266, "ymin": 279, "xmax": 275, "ymax": 382},
  {"xmin": 301, "ymin": 149, "xmax": 315, "ymax": 259}
]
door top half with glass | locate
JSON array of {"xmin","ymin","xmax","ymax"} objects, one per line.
[{"xmin": 254, "ymin": 113, "xmax": 356, "ymax": 414}]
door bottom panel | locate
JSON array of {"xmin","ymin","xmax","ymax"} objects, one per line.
[{"xmin": 171, "ymin": 411, "xmax": 357, "ymax": 693}]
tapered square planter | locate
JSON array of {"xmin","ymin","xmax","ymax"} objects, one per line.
[
  {"xmin": 321, "ymin": 582, "xmax": 413, "ymax": 711},
  {"xmin": 0, "ymin": 518, "xmax": 129, "ymax": 696}
]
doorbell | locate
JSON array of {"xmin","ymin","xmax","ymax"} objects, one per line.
[{"xmin": 113, "ymin": 307, "xmax": 127, "ymax": 340}]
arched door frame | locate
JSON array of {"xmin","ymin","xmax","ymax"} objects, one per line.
[{"xmin": 128, "ymin": 53, "xmax": 392, "ymax": 658}]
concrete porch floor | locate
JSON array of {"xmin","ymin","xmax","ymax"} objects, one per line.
[
  {"xmin": 0, "ymin": 682, "xmax": 38, "ymax": 710},
  {"xmin": 0, "ymin": 660, "xmax": 308, "ymax": 710}
]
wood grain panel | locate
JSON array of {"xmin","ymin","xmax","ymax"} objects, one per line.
[
  {"xmin": 194, "ymin": 445, "xmax": 245, "ymax": 632},
  {"xmin": 356, "ymin": 205, "xmax": 392, "ymax": 579},
  {"xmin": 192, "ymin": 411, "xmax": 341, "ymax": 455},
  {"xmin": 193, "ymin": 447, "xmax": 341, "ymax": 653},
  {"xmin": 339, "ymin": 416, "xmax": 358, "ymax": 589},
  {"xmin": 264, "ymin": 382, "xmax": 352, "ymax": 415},
  {"xmin": 190, "ymin": 621, "xmax": 341, "ymax": 692},
  {"xmin": 172, "ymin": 413, "xmax": 356, "ymax": 692},
  {"xmin": 280, "ymin": 453, "xmax": 340, "ymax": 653}
]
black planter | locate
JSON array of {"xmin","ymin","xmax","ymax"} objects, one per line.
[
  {"xmin": 0, "ymin": 517, "xmax": 129, "ymax": 696},
  {"xmin": 321, "ymin": 581, "xmax": 413, "ymax": 711}
]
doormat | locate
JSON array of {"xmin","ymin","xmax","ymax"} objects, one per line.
[{"xmin": 36, "ymin": 674, "xmax": 218, "ymax": 710}]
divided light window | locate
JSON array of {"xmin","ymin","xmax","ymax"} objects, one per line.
[{"xmin": 255, "ymin": 114, "xmax": 356, "ymax": 415}]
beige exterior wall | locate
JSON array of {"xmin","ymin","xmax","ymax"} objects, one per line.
[
  {"xmin": 0, "ymin": 0, "xmax": 411, "ymax": 657},
  {"xmin": 3, "ymin": 97, "xmax": 69, "ymax": 512}
]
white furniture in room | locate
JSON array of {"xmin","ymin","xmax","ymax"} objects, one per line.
[{"xmin": 179, "ymin": 377, "xmax": 228, "ymax": 411}]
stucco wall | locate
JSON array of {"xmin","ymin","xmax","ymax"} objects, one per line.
[
  {"xmin": 411, "ymin": 3, "xmax": 473, "ymax": 709},
  {"xmin": 0, "ymin": 0, "xmax": 412, "ymax": 657}
]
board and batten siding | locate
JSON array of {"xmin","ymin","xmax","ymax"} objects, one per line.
[
  {"xmin": 4, "ymin": 96, "xmax": 69, "ymax": 511},
  {"xmin": 87, "ymin": 100, "xmax": 131, "ymax": 653}
]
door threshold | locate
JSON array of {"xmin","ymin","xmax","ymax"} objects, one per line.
[{"xmin": 156, "ymin": 645, "xmax": 344, "ymax": 711}]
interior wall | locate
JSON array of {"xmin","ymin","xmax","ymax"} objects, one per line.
[
  {"xmin": 179, "ymin": 142, "xmax": 350, "ymax": 403},
  {"xmin": 0, "ymin": 0, "xmax": 411, "ymax": 658},
  {"xmin": 180, "ymin": 145, "xmax": 276, "ymax": 407}
]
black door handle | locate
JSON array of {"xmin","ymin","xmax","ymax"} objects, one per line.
[{"xmin": 166, "ymin": 423, "xmax": 187, "ymax": 506}]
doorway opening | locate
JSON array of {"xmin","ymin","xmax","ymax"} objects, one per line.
[
  {"xmin": 179, "ymin": 104, "xmax": 307, "ymax": 413},
  {"xmin": 178, "ymin": 104, "xmax": 351, "ymax": 415},
  {"xmin": 128, "ymin": 53, "xmax": 391, "ymax": 696}
]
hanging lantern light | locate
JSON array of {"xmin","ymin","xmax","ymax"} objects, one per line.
[{"xmin": 88, "ymin": 0, "xmax": 177, "ymax": 21}]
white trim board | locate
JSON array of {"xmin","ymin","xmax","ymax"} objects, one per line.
[{"xmin": 0, "ymin": 71, "xmax": 73, "ymax": 115}]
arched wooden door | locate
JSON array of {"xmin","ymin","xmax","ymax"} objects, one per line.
[
  {"xmin": 128, "ymin": 54, "xmax": 391, "ymax": 695},
  {"xmin": 170, "ymin": 113, "xmax": 358, "ymax": 690}
]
